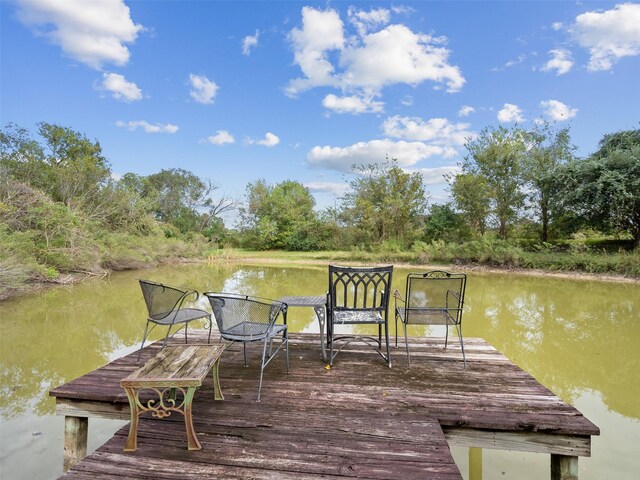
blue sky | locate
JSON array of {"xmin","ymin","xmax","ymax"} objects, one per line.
[{"xmin": 2, "ymin": 1, "xmax": 639, "ymax": 223}]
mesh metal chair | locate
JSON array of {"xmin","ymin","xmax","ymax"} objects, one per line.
[
  {"xmin": 394, "ymin": 271, "xmax": 467, "ymax": 367},
  {"xmin": 138, "ymin": 280, "xmax": 212, "ymax": 362},
  {"xmin": 204, "ymin": 293, "xmax": 289, "ymax": 401},
  {"xmin": 327, "ymin": 265, "xmax": 393, "ymax": 367}
]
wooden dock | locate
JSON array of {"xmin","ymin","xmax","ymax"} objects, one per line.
[{"xmin": 50, "ymin": 332, "xmax": 599, "ymax": 479}]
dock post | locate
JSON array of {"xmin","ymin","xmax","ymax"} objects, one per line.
[
  {"xmin": 551, "ymin": 454, "xmax": 578, "ymax": 480},
  {"xmin": 63, "ymin": 416, "xmax": 88, "ymax": 472},
  {"xmin": 469, "ymin": 447, "xmax": 483, "ymax": 480}
]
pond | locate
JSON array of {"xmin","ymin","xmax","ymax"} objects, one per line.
[{"xmin": 0, "ymin": 262, "xmax": 638, "ymax": 479}]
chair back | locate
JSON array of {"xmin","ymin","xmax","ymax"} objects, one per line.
[
  {"xmin": 403, "ymin": 271, "xmax": 466, "ymax": 325},
  {"xmin": 205, "ymin": 293, "xmax": 286, "ymax": 341},
  {"xmin": 328, "ymin": 265, "xmax": 393, "ymax": 320},
  {"xmin": 139, "ymin": 280, "xmax": 196, "ymax": 322}
]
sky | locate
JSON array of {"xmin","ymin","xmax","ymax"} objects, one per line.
[{"xmin": 1, "ymin": 0, "xmax": 639, "ymax": 225}]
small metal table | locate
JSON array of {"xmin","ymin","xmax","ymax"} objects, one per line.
[
  {"xmin": 121, "ymin": 344, "xmax": 226, "ymax": 452},
  {"xmin": 278, "ymin": 295, "xmax": 327, "ymax": 361}
]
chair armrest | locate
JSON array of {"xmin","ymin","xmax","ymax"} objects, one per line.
[{"xmin": 183, "ymin": 289, "xmax": 200, "ymax": 302}]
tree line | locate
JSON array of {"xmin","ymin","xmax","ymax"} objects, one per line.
[
  {"xmin": 0, "ymin": 121, "xmax": 638, "ymax": 297},
  {"xmin": 240, "ymin": 124, "xmax": 639, "ymax": 251}
]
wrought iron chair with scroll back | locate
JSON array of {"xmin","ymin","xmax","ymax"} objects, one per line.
[
  {"xmin": 393, "ymin": 271, "xmax": 467, "ymax": 367},
  {"xmin": 137, "ymin": 279, "xmax": 212, "ymax": 362},
  {"xmin": 204, "ymin": 293, "xmax": 289, "ymax": 401},
  {"xmin": 327, "ymin": 265, "xmax": 393, "ymax": 367}
]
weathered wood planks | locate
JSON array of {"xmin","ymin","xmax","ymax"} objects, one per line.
[{"xmin": 51, "ymin": 332, "xmax": 598, "ymax": 479}]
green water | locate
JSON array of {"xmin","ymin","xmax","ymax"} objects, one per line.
[{"xmin": 0, "ymin": 262, "xmax": 638, "ymax": 479}]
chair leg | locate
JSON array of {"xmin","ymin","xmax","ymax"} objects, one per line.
[
  {"xmin": 137, "ymin": 321, "xmax": 151, "ymax": 363},
  {"xmin": 284, "ymin": 328, "xmax": 289, "ymax": 374},
  {"xmin": 257, "ymin": 338, "xmax": 269, "ymax": 402},
  {"xmin": 403, "ymin": 321, "xmax": 411, "ymax": 367},
  {"xmin": 207, "ymin": 315, "xmax": 213, "ymax": 344},
  {"xmin": 161, "ymin": 325, "xmax": 173, "ymax": 350},
  {"xmin": 395, "ymin": 313, "xmax": 399, "ymax": 348},
  {"xmin": 384, "ymin": 322, "xmax": 391, "ymax": 368},
  {"xmin": 243, "ymin": 343, "xmax": 248, "ymax": 367},
  {"xmin": 328, "ymin": 321, "xmax": 334, "ymax": 366},
  {"xmin": 184, "ymin": 322, "xmax": 188, "ymax": 344},
  {"xmin": 444, "ymin": 323, "xmax": 450, "ymax": 348},
  {"xmin": 456, "ymin": 323, "xmax": 467, "ymax": 368}
]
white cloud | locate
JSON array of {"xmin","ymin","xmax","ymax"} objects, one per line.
[
  {"xmin": 497, "ymin": 103, "xmax": 524, "ymax": 123},
  {"xmin": 188, "ymin": 74, "xmax": 218, "ymax": 104},
  {"xmin": 96, "ymin": 72, "xmax": 142, "ymax": 101},
  {"xmin": 286, "ymin": 7, "xmax": 345, "ymax": 95},
  {"xmin": 570, "ymin": 3, "xmax": 640, "ymax": 71},
  {"xmin": 540, "ymin": 100, "xmax": 578, "ymax": 121},
  {"xmin": 246, "ymin": 132, "xmax": 280, "ymax": 147},
  {"xmin": 304, "ymin": 181, "xmax": 350, "ymax": 197},
  {"xmin": 242, "ymin": 30, "xmax": 259, "ymax": 55},
  {"xmin": 382, "ymin": 116, "xmax": 474, "ymax": 146},
  {"xmin": 116, "ymin": 120, "xmax": 178, "ymax": 134},
  {"xmin": 400, "ymin": 95, "xmax": 414, "ymax": 106},
  {"xmin": 348, "ymin": 6, "xmax": 390, "ymax": 36},
  {"xmin": 340, "ymin": 24, "xmax": 465, "ymax": 93},
  {"xmin": 307, "ymin": 139, "xmax": 456, "ymax": 173},
  {"xmin": 458, "ymin": 105, "xmax": 475, "ymax": 117},
  {"xmin": 16, "ymin": 0, "xmax": 143, "ymax": 69},
  {"xmin": 259, "ymin": 132, "xmax": 280, "ymax": 147},
  {"xmin": 552, "ymin": 22, "xmax": 564, "ymax": 31},
  {"xmin": 541, "ymin": 49, "xmax": 574, "ymax": 75},
  {"xmin": 415, "ymin": 166, "xmax": 461, "ymax": 185},
  {"xmin": 205, "ymin": 130, "xmax": 235, "ymax": 145},
  {"xmin": 286, "ymin": 6, "xmax": 465, "ymax": 103},
  {"xmin": 492, "ymin": 53, "xmax": 527, "ymax": 72},
  {"xmin": 322, "ymin": 93, "xmax": 384, "ymax": 114}
]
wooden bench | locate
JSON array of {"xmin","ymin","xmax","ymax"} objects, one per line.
[{"xmin": 121, "ymin": 343, "xmax": 227, "ymax": 451}]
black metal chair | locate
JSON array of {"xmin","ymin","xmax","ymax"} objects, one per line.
[
  {"xmin": 204, "ymin": 293, "xmax": 289, "ymax": 401},
  {"xmin": 393, "ymin": 271, "xmax": 467, "ymax": 367},
  {"xmin": 137, "ymin": 279, "xmax": 212, "ymax": 362},
  {"xmin": 327, "ymin": 265, "xmax": 393, "ymax": 367}
]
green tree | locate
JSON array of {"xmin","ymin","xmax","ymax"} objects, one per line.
[
  {"xmin": 1, "ymin": 122, "xmax": 110, "ymax": 211},
  {"xmin": 423, "ymin": 203, "xmax": 469, "ymax": 242},
  {"xmin": 0, "ymin": 123, "xmax": 46, "ymax": 185},
  {"xmin": 1, "ymin": 122, "xmax": 127, "ymax": 236},
  {"xmin": 240, "ymin": 179, "xmax": 320, "ymax": 250},
  {"xmin": 449, "ymin": 172, "xmax": 491, "ymax": 236},
  {"xmin": 523, "ymin": 123, "xmax": 575, "ymax": 242},
  {"xmin": 340, "ymin": 161, "xmax": 427, "ymax": 246},
  {"xmin": 37, "ymin": 123, "xmax": 110, "ymax": 209},
  {"xmin": 557, "ymin": 129, "xmax": 640, "ymax": 249},
  {"xmin": 146, "ymin": 168, "xmax": 235, "ymax": 236},
  {"xmin": 463, "ymin": 126, "xmax": 527, "ymax": 239}
]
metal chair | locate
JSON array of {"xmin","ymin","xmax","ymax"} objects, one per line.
[
  {"xmin": 327, "ymin": 265, "xmax": 393, "ymax": 367},
  {"xmin": 204, "ymin": 293, "xmax": 289, "ymax": 401},
  {"xmin": 137, "ymin": 279, "xmax": 212, "ymax": 362},
  {"xmin": 394, "ymin": 271, "xmax": 467, "ymax": 367}
]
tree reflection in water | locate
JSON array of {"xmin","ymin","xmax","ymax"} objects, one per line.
[{"xmin": 0, "ymin": 263, "xmax": 638, "ymax": 479}]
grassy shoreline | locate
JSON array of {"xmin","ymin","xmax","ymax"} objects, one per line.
[
  {"xmin": 211, "ymin": 249, "xmax": 640, "ymax": 284},
  {"xmin": 2, "ymin": 247, "xmax": 638, "ymax": 302}
]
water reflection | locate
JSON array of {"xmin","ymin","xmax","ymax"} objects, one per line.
[
  {"xmin": 0, "ymin": 262, "xmax": 638, "ymax": 479},
  {"xmin": 463, "ymin": 272, "xmax": 640, "ymax": 419}
]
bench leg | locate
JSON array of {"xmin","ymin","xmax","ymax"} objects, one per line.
[
  {"xmin": 212, "ymin": 359, "xmax": 224, "ymax": 401},
  {"xmin": 123, "ymin": 387, "xmax": 140, "ymax": 452},
  {"xmin": 64, "ymin": 416, "xmax": 88, "ymax": 472},
  {"xmin": 184, "ymin": 387, "xmax": 201, "ymax": 450}
]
